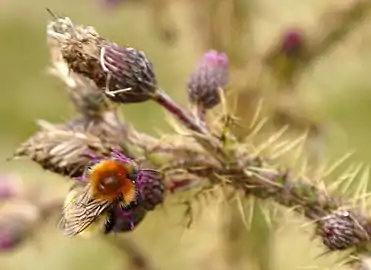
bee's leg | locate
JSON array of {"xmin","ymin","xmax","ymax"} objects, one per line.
[
  {"xmin": 74, "ymin": 175, "xmax": 85, "ymax": 182},
  {"xmin": 119, "ymin": 208, "xmax": 135, "ymax": 231},
  {"xmin": 104, "ymin": 208, "xmax": 116, "ymax": 235},
  {"xmin": 129, "ymin": 214, "xmax": 135, "ymax": 230}
]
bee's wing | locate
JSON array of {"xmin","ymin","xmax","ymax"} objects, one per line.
[{"xmin": 58, "ymin": 183, "xmax": 112, "ymax": 236}]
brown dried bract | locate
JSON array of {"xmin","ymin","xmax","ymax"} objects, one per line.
[
  {"xmin": 13, "ymin": 119, "xmax": 121, "ymax": 177},
  {"xmin": 47, "ymin": 16, "xmax": 108, "ymax": 89}
]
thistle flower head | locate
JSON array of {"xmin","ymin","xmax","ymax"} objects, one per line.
[
  {"xmin": 187, "ymin": 50, "xmax": 229, "ymax": 110},
  {"xmin": 317, "ymin": 209, "xmax": 369, "ymax": 250},
  {"xmin": 281, "ymin": 28, "xmax": 304, "ymax": 57},
  {"xmin": 100, "ymin": 44, "xmax": 157, "ymax": 103},
  {"xmin": 136, "ymin": 169, "xmax": 165, "ymax": 211}
]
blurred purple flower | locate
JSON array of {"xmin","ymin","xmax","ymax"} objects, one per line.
[
  {"xmin": 280, "ymin": 28, "xmax": 304, "ymax": 57},
  {"xmin": 99, "ymin": 0, "xmax": 124, "ymax": 9},
  {"xmin": 0, "ymin": 203, "xmax": 40, "ymax": 252},
  {"xmin": 0, "ymin": 214, "xmax": 35, "ymax": 252},
  {"xmin": 99, "ymin": 0, "xmax": 144, "ymax": 10}
]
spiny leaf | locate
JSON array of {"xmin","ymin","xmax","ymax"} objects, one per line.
[
  {"xmin": 270, "ymin": 133, "xmax": 308, "ymax": 160},
  {"xmin": 324, "ymin": 152, "xmax": 355, "ymax": 178},
  {"xmin": 251, "ymin": 125, "xmax": 290, "ymax": 157}
]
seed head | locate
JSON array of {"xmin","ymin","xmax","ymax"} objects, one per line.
[
  {"xmin": 100, "ymin": 44, "xmax": 157, "ymax": 103},
  {"xmin": 187, "ymin": 50, "xmax": 229, "ymax": 110}
]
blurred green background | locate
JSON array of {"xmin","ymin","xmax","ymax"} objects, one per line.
[{"xmin": 1, "ymin": 0, "xmax": 371, "ymax": 269}]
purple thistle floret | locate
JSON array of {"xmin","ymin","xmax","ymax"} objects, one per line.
[
  {"xmin": 187, "ymin": 50, "xmax": 229, "ymax": 110},
  {"xmin": 110, "ymin": 148, "xmax": 133, "ymax": 164}
]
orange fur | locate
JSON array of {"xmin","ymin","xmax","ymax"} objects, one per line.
[{"xmin": 89, "ymin": 160, "xmax": 137, "ymax": 205}]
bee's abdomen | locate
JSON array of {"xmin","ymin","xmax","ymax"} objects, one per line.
[{"xmin": 105, "ymin": 205, "xmax": 147, "ymax": 234}]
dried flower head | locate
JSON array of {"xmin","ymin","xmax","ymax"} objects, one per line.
[
  {"xmin": 12, "ymin": 119, "xmax": 120, "ymax": 178},
  {"xmin": 47, "ymin": 16, "xmax": 157, "ymax": 104},
  {"xmin": 187, "ymin": 50, "xmax": 229, "ymax": 110},
  {"xmin": 47, "ymin": 15, "xmax": 108, "ymax": 87},
  {"xmin": 100, "ymin": 44, "xmax": 157, "ymax": 103},
  {"xmin": 48, "ymin": 46, "xmax": 115, "ymax": 117}
]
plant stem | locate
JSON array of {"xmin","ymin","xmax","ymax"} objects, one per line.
[{"xmin": 153, "ymin": 89, "xmax": 209, "ymax": 135}]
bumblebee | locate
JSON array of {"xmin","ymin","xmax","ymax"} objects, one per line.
[{"xmin": 58, "ymin": 150, "xmax": 164, "ymax": 237}]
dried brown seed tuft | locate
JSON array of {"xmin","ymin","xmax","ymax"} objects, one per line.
[{"xmin": 12, "ymin": 118, "xmax": 126, "ymax": 178}]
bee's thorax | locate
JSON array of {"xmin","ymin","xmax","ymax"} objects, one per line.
[{"xmin": 88, "ymin": 159, "xmax": 138, "ymax": 204}]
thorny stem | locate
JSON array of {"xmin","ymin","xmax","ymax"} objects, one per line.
[{"xmin": 153, "ymin": 89, "xmax": 209, "ymax": 135}]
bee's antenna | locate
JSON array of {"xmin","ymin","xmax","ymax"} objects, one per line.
[{"xmin": 45, "ymin": 8, "xmax": 59, "ymax": 19}]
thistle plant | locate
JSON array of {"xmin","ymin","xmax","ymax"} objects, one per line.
[{"xmin": 4, "ymin": 11, "xmax": 371, "ymax": 270}]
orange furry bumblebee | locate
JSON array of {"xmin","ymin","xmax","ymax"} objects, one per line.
[{"xmin": 58, "ymin": 150, "xmax": 140, "ymax": 237}]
